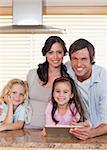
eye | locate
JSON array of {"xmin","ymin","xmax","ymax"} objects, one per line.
[
  {"xmin": 82, "ymin": 58, "xmax": 87, "ymax": 61},
  {"xmin": 71, "ymin": 57, "xmax": 78, "ymax": 61},
  {"xmin": 12, "ymin": 91, "xmax": 17, "ymax": 94},
  {"xmin": 55, "ymin": 90, "xmax": 60, "ymax": 93},
  {"xmin": 20, "ymin": 93, "xmax": 24, "ymax": 97},
  {"xmin": 48, "ymin": 51, "xmax": 53, "ymax": 54},
  {"xmin": 57, "ymin": 50, "xmax": 63, "ymax": 54}
]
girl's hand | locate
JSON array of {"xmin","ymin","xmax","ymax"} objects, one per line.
[
  {"xmin": 4, "ymin": 95, "xmax": 12, "ymax": 105},
  {"xmin": 41, "ymin": 128, "xmax": 47, "ymax": 137},
  {"xmin": 0, "ymin": 124, "xmax": 6, "ymax": 132}
]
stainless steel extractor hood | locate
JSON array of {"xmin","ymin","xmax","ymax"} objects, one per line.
[
  {"xmin": 13, "ymin": 0, "xmax": 42, "ymax": 25},
  {"xmin": 10, "ymin": 0, "xmax": 64, "ymax": 34}
]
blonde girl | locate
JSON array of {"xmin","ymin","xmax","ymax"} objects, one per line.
[{"xmin": 0, "ymin": 79, "xmax": 28, "ymax": 131}]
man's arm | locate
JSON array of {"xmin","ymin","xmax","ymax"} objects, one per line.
[{"xmin": 70, "ymin": 121, "xmax": 107, "ymax": 140}]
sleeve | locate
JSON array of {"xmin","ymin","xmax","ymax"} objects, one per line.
[
  {"xmin": 98, "ymin": 68, "xmax": 107, "ymax": 124},
  {"xmin": 27, "ymin": 69, "xmax": 37, "ymax": 88},
  {"xmin": 16, "ymin": 105, "xmax": 26, "ymax": 122},
  {"xmin": 0, "ymin": 102, "xmax": 7, "ymax": 123},
  {"xmin": 45, "ymin": 101, "xmax": 55, "ymax": 125},
  {"xmin": 23, "ymin": 100, "xmax": 32, "ymax": 124}
]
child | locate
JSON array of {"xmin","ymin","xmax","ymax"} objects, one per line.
[
  {"xmin": 42, "ymin": 76, "xmax": 84, "ymax": 136},
  {"xmin": 0, "ymin": 79, "xmax": 28, "ymax": 131}
]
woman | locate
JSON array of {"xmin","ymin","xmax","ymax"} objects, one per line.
[{"xmin": 25, "ymin": 36, "xmax": 68, "ymax": 129}]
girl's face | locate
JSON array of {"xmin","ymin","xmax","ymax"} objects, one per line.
[
  {"xmin": 9, "ymin": 84, "xmax": 25, "ymax": 107},
  {"xmin": 53, "ymin": 81, "xmax": 74, "ymax": 106},
  {"xmin": 46, "ymin": 42, "xmax": 64, "ymax": 68}
]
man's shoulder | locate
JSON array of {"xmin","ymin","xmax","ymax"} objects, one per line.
[
  {"xmin": 65, "ymin": 61, "xmax": 71, "ymax": 67},
  {"xmin": 65, "ymin": 61, "xmax": 75, "ymax": 78},
  {"xmin": 93, "ymin": 64, "xmax": 107, "ymax": 75},
  {"xmin": 92, "ymin": 65, "xmax": 107, "ymax": 83}
]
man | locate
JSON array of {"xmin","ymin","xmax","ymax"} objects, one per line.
[{"xmin": 65, "ymin": 38, "xmax": 107, "ymax": 140}]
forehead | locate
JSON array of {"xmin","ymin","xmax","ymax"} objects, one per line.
[
  {"xmin": 54, "ymin": 81, "xmax": 71, "ymax": 89},
  {"xmin": 50, "ymin": 42, "xmax": 63, "ymax": 51},
  {"xmin": 71, "ymin": 48, "xmax": 90, "ymax": 58},
  {"xmin": 11, "ymin": 83, "xmax": 25, "ymax": 91}
]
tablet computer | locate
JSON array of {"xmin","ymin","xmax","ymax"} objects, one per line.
[{"xmin": 45, "ymin": 125, "xmax": 82, "ymax": 138}]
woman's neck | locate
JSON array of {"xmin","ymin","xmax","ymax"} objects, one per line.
[{"xmin": 49, "ymin": 66, "xmax": 61, "ymax": 76}]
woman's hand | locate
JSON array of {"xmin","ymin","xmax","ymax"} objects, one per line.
[{"xmin": 69, "ymin": 120, "xmax": 92, "ymax": 140}]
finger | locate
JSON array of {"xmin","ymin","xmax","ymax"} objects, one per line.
[{"xmin": 70, "ymin": 130, "xmax": 89, "ymax": 140}]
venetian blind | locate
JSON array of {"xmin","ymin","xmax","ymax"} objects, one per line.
[{"xmin": 0, "ymin": 15, "xmax": 107, "ymax": 91}]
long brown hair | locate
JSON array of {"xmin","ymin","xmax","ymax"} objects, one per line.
[{"xmin": 51, "ymin": 76, "xmax": 84, "ymax": 124}]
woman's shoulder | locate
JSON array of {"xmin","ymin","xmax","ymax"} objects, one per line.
[
  {"xmin": 27, "ymin": 69, "xmax": 38, "ymax": 85},
  {"xmin": 27, "ymin": 69, "xmax": 37, "ymax": 77}
]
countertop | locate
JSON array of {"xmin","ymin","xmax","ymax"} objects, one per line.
[{"xmin": 0, "ymin": 129, "xmax": 107, "ymax": 150}]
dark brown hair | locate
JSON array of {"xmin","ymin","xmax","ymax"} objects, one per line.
[
  {"xmin": 37, "ymin": 36, "xmax": 68, "ymax": 85},
  {"xmin": 69, "ymin": 38, "xmax": 95, "ymax": 64},
  {"xmin": 51, "ymin": 76, "xmax": 84, "ymax": 124}
]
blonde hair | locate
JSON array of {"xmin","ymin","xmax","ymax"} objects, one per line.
[{"xmin": 0, "ymin": 79, "xmax": 28, "ymax": 103}]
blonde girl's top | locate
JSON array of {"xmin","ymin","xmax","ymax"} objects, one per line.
[
  {"xmin": 45, "ymin": 101, "xmax": 81, "ymax": 125},
  {"xmin": 25, "ymin": 69, "xmax": 52, "ymax": 129},
  {"xmin": 0, "ymin": 101, "xmax": 26, "ymax": 123}
]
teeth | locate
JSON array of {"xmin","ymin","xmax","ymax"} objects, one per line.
[
  {"xmin": 77, "ymin": 68, "xmax": 83, "ymax": 71},
  {"xmin": 53, "ymin": 61, "xmax": 59, "ymax": 63}
]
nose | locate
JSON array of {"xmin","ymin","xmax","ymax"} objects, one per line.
[
  {"xmin": 15, "ymin": 94, "xmax": 20, "ymax": 100},
  {"xmin": 77, "ymin": 59, "xmax": 82, "ymax": 67},
  {"xmin": 53, "ymin": 52, "xmax": 58, "ymax": 59},
  {"xmin": 59, "ymin": 92, "xmax": 64, "ymax": 97}
]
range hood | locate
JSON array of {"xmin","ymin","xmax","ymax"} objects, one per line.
[
  {"xmin": 0, "ymin": 0, "xmax": 64, "ymax": 34},
  {"xmin": 5, "ymin": 0, "xmax": 64, "ymax": 34},
  {"xmin": 13, "ymin": 0, "xmax": 42, "ymax": 25}
]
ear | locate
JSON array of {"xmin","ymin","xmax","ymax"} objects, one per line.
[
  {"xmin": 91, "ymin": 56, "xmax": 95, "ymax": 64},
  {"xmin": 70, "ymin": 93, "xmax": 74, "ymax": 99}
]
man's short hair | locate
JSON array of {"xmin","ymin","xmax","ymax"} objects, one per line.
[{"xmin": 69, "ymin": 38, "xmax": 95, "ymax": 64}]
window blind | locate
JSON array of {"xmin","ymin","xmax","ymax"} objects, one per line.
[{"xmin": 0, "ymin": 15, "xmax": 107, "ymax": 90}]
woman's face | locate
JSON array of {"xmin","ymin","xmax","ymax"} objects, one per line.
[{"xmin": 46, "ymin": 42, "xmax": 64, "ymax": 68}]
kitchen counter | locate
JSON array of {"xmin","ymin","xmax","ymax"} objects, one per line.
[{"xmin": 0, "ymin": 129, "xmax": 107, "ymax": 150}]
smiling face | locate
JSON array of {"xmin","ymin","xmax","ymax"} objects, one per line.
[
  {"xmin": 53, "ymin": 81, "xmax": 74, "ymax": 106},
  {"xmin": 70, "ymin": 48, "xmax": 92, "ymax": 82},
  {"xmin": 9, "ymin": 83, "xmax": 25, "ymax": 107},
  {"xmin": 45, "ymin": 42, "xmax": 64, "ymax": 69}
]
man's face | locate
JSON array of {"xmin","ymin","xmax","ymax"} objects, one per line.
[{"xmin": 70, "ymin": 48, "xmax": 92, "ymax": 82}]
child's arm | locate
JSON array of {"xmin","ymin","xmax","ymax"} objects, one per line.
[
  {"xmin": 0, "ymin": 120, "xmax": 24, "ymax": 131},
  {"xmin": 0, "ymin": 105, "xmax": 26, "ymax": 131},
  {"xmin": 41, "ymin": 128, "xmax": 47, "ymax": 137},
  {"xmin": 3, "ymin": 96, "xmax": 13, "ymax": 124}
]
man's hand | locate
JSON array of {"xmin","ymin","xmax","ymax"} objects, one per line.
[{"xmin": 69, "ymin": 121, "xmax": 92, "ymax": 140}]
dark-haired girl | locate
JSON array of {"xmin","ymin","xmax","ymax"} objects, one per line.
[{"xmin": 45, "ymin": 76, "xmax": 84, "ymax": 126}]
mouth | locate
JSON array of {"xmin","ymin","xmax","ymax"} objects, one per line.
[{"xmin": 52, "ymin": 60, "xmax": 60, "ymax": 64}]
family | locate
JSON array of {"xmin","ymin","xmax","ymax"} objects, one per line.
[{"xmin": 0, "ymin": 36, "xmax": 107, "ymax": 140}]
